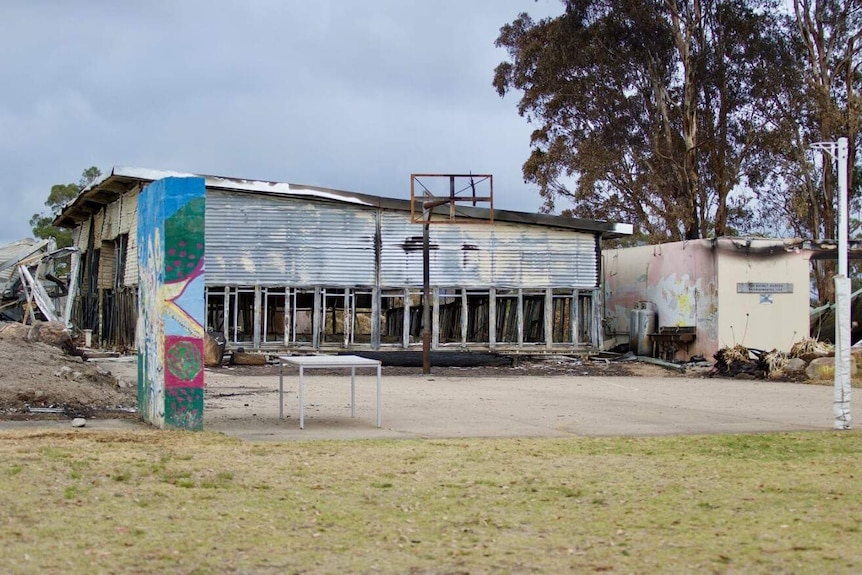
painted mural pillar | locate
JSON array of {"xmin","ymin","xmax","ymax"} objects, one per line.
[{"xmin": 137, "ymin": 177, "xmax": 206, "ymax": 430}]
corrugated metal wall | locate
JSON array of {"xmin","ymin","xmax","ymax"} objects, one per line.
[
  {"xmin": 73, "ymin": 188, "xmax": 600, "ymax": 293},
  {"xmin": 206, "ymin": 191, "xmax": 377, "ymax": 286},
  {"xmin": 205, "ymin": 192, "xmax": 598, "ymax": 288},
  {"xmin": 379, "ymin": 213, "xmax": 597, "ymax": 288}
]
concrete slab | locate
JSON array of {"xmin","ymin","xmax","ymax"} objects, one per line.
[
  {"xmin": 0, "ymin": 367, "xmax": 836, "ymax": 441},
  {"xmin": 203, "ymin": 370, "xmax": 835, "ymax": 441}
]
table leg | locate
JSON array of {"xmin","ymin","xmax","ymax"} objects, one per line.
[
  {"xmin": 279, "ymin": 361, "xmax": 284, "ymax": 419},
  {"xmin": 350, "ymin": 366, "xmax": 356, "ymax": 418},
  {"xmin": 299, "ymin": 365, "xmax": 305, "ymax": 429},
  {"xmin": 376, "ymin": 364, "xmax": 381, "ymax": 428}
]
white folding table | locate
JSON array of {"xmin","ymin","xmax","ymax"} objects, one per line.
[{"xmin": 278, "ymin": 355, "xmax": 382, "ymax": 429}]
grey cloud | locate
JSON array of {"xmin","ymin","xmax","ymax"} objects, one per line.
[{"xmin": 0, "ymin": 1, "xmax": 563, "ymax": 243}]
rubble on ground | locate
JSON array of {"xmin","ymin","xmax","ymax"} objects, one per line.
[
  {"xmin": 711, "ymin": 337, "xmax": 838, "ymax": 381},
  {"xmin": 0, "ymin": 321, "xmax": 137, "ymax": 419}
]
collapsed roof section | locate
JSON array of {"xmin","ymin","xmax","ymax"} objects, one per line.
[
  {"xmin": 0, "ymin": 238, "xmax": 52, "ymax": 295},
  {"xmin": 53, "ymin": 166, "xmax": 634, "ymax": 240},
  {"xmin": 0, "ymin": 238, "xmax": 79, "ymax": 326}
]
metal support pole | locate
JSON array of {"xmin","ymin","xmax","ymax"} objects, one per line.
[
  {"xmin": 838, "ymin": 137, "xmax": 849, "ymax": 278},
  {"xmin": 422, "ymin": 222, "xmax": 431, "ymax": 374},
  {"xmin": 811, "ymin": 137, "xmax": 851, "ymax": 429},
  {"xmin": 279, "ymin": 359, "xmax": 284, "ymax": 419},
  {"xmin": 835, "ymin": 137, "xmax": 851, "ymax": 429}
]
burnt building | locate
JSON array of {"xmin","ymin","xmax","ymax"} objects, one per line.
[{"xmin": 54, "ymin": 167, "xmax": 632, "ymax": 353}]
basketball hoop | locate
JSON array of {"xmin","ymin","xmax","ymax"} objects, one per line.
[
  {"xmin": 409, "ymin": 173, "xmax": 494, "ymax": 374},
  {"xmin": 410, "ymin": 173, "xmax": 493, "ymax": 224}
]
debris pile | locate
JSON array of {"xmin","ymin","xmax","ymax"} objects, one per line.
[
  {"xmin": 0, "ymin": 320, "xmax": 137, "ymax": 419},
  {"xmin": 1, "ymin": 238, "xmax": 78, "ymax": 325},
  {"xmin": 789, "ymin": 337, "xmax": 834, "ymax": 361},
  {"xmin": 712, "ymin": 337, "xmax": 834, "ymax": 380},
  {"xmin": 713, "ymin": 345, "xmax": 767, "ymax": 379}
]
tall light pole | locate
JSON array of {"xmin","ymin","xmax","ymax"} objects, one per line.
[{"xmin": 811, "ymin": 137, "xmax": 851, "ymax": 430}]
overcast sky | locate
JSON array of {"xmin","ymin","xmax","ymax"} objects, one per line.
[{"xmin": 0, "ymin": 0, "xmax": 565, "ymax": 245}]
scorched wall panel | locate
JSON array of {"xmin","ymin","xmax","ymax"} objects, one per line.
[
  {"xmin": 379, "ymin": 212, "xmax": 598, "ymax": 288},
  {"xmin": 206, "ymin": 191, "xmax": 377, "ymax": 286}
]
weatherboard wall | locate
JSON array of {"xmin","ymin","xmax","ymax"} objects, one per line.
[{"xmin": 122, "ymin": 190, "xmax": 140, "ymax": 287}]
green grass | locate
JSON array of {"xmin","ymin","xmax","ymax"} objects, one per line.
[{"xmin": 0, "ymin": 429, "xmax": 860, "ymax": 574}]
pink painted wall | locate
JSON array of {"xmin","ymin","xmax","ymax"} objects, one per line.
[
  {"xmin": 603, "ymin": 240, "xmax": 717, "ymax": 359},
  {"xmin": 603, "ymin": 239, "xmax": 812, "ymax": 361}
]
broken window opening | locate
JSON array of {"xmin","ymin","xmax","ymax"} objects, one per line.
[
  {"xmin": 438, "ymin": 289, "xmax": 462, "ymax": 344},
  {"xmin": 263, "ymin": 287, "xmax": 286, "ymax": 344},
  {"xmin": 81, "ymin": 246, "xmax": 100, "ymax": 335},
  {"xmin": 205, "ymin": 286, "xmax": 226, "ymax": 335},
  {"xmin": 552, "ymin": 290, "xmax": 574, "ymax": 344},
  {"xmin": 228, "ymin": 287, "xmax": 255, "ymax": 344},
  {"xmin": 578, "ymin": 292, "xmax": 594, "ymax": 345},
  {"xmin": 522, "ymin": 291, "xmax": 545, "ymax": 343},
  {"xmin": 380, "ymin": 290, "xmax": 405, "ymax": 345},
  {"xmin": 114, "ymin": 234, "xmax": 128, "ymax": 289},
  {"xmin": 353, "ymin": 290, "xmax": 373, "ymax": 344},
  {"xmin": 290, "ymin": 289, "xmax": 315, "ymax": 344},
  {"xmin": 407, "ymin": 291, "xmax": 422, "ymax": 342},
  {"xmin": 379, "ymin": 289, "xmax": 421, "ymax": 346},
  {"xmin": 465, "ymin": 290, "xmax": 490, "ymax": 343},
  {"xmin": 321, "ymin": 288, "xmax": 348, "ymax": 345},
  {"xmin": 495, "ymin": 290, "xmax": 519, "ymax": 343}
]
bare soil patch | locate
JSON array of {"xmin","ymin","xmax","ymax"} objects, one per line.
[{"xmin": 0, "ymin": 338, "xmax": 137, "ymax": 419}]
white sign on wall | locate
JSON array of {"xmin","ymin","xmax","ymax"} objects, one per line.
[{"xmin": 737, "ymin": 282, "xmax": 793, "ymax": 294}]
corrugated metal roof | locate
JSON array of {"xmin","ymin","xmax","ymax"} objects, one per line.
[{"xmin": 53, "ymin": 166, "xmax": 633, "ymax": 239}]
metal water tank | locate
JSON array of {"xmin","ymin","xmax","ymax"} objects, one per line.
[
  {"xmin": 630, "ymin": 302, "xmax": 657, "ymax": 356},
  {"xmin": 629, "ymin": 307, "xmax": 641, "ymax": 353}
]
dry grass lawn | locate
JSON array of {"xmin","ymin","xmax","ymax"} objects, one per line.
[{"xmin": 1, "ymin": 429, "xmax": 861, "ymax": 574}]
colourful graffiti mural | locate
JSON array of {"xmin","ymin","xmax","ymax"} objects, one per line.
[{"xmin": 137, "ymin": 177, "xmax": 206, "ymax": 430}]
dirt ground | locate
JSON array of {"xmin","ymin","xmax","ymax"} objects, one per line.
[
  {"xmin": 0, "ymin": 338, "xmax": 137, "ymax": 419},
  {"xmin": 0, "ymin": 335, "xmax": 697, "ymax": 422}
]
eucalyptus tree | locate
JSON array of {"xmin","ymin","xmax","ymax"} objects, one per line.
[
  {"xmin": 29, "ymin": 166, "xmax": 101, "ymax": 248},
  {"xmin": 752, "ymin": 0, "xmax": 860, "ymax": 302},
  {"xmin": 494, "ymin": 0, "xmax": 789, "ymax": 242}
]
